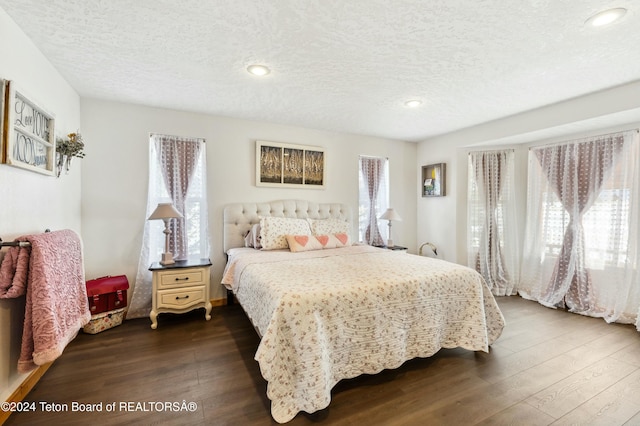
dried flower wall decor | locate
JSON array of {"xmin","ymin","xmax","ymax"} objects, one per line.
[{"xmin": 55, "ymin": 132, "xmax": 86, "ymax": 177}]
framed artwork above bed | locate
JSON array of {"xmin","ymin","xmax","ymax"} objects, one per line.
[{"xmin": 256, "ymin": 140, "xmax": 325, "ymax": 188}]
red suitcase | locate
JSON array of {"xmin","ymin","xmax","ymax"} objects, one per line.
[{"xmin": 85, "ymin": 275, "xmax": 129, "ymax": 314}]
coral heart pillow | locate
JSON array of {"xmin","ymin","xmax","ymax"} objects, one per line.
[
  {"xmin": 286, "ymin": 233, "xmax": 352, "ymax": 252},
  {"xmin": 286, "ymin": 235, "xmax": 326, "ymax": 252}
]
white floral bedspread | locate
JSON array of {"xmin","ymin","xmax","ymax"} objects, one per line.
[{"xmin": 222, "ymin": 245, "xmax": 505, "ymax": 423}]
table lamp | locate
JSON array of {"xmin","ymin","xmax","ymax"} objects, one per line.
[
  {"xmin": 148, "ymin": 203, "xmax": 183, "ymax": 265},
  {"xmin": 380, "ymin": 208, "xmax": 402, "ymax": 247}
]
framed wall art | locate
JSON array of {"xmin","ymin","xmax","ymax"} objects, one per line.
[
  {"xmin": 2, "ymin": 81, "xmax": 56, "ymax": 175},
  {"xmin": 256, "ymin": 140, "xmax": 325, "ymax": 188},
  {"xmin": 422, "ymin": 163, "xmax": 446, "ymax": 197},
  {"xmin": 0, "ymin": 79, "xmax": 6, "ymax": 159}
]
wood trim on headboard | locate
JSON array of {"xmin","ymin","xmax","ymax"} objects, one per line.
[{"xmin": 223, "ymin": 200, "xmax": 351, "ymax": 253}]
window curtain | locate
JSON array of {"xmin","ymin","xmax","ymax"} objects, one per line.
[
  {"xmin": 467, "ymin": 150, "xmax": 519, "ymax": 296},
  {"xmin": 520, "ymin": 130, "xmax": 640, "ymax": 328},
  {"xmin": 359, "ymin": 156, "xmax": 387, "ymax": 246},
  {"xmin": 127, "ymin": 134, "xmax": 209, "ymax": 319},
  {"xmin": 156, "ymin": 136, "xmax": 202, "ymax": 260}
]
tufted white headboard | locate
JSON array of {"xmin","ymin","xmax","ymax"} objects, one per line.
[{"xmin": 223, "ymin": 200, "xmax": 352, "ymax": 253}]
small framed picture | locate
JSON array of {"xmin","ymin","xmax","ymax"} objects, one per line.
[{"xmin": 422, "ymin": 163, "xmax": 446, "ymax": 196}]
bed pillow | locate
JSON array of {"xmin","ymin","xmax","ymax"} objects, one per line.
[
  {"xmin": 286, "ymin": 233, "xmax": 352, "ymax": 252},
  {"xmin": 286, "ymin": 235, "xmax": 327, "ymax": 252},
  {"xmin": 243, "ymin": 223, "xmax": 262, "ymax": 249},
  {"xmin": 328, "ymin": 232, "xmax": 351, "ymax": 248},
  {"xmin": 260, "ymin": 217, "xmax": 311, "ymax": 250},
  {"xmin": 307, "ymin": 218, "xmax": 350, "ymax": 235}
]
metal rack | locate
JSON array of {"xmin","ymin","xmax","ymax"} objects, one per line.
[
  {"xmin": 0, "ymin": 229, "xmax": 51, "ymax": 248},
  {"xmin": 0, "ymin": 239, "xmax": 31, "ymax": 247}
]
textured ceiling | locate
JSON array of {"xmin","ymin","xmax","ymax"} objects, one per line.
[{"xmin": 1, "ymin": 0, "xmax": 640, "ymax": 142}]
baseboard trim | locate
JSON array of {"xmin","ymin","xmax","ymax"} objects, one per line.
[
  {"xmin": 1, "ymin": 362, "xmax": 52, "ymax": 425},
  {"xmin": 210, "ymin": 297, "xmax": 226, "ymax": 307}
]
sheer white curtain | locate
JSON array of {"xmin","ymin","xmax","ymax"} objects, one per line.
[
  {"xmin": 519, "ymin": 130, "xmax": 640, "ymax": 328},
  {"xmin": 467, "ymin": 150, "xmax": 519, "ymax": 295},
  {"xmin": 358, "ymin": 156, "xmax": 389, "ymax": 246},
  {"xmin": 127, "ymin": 134, "xmax": 209, "ymax": 319}
]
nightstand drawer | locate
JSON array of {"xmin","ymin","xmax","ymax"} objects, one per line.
[
  {"xmin": 157, "ymin": 268, "xmax": 205, "ymax": 289},
  {"xmin": 157, "ymin": 287, "xmax": 206, "ymax": 310}
]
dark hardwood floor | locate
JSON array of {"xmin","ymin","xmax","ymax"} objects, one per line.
[{"xmin": 4, "ymin": 296, "xmax": 640, "ymax": 425}]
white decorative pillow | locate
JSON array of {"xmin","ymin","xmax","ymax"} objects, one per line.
[
  {"xmin": 286, "ymin": 233, "xmax": 352, "ymax": 252},
  {"xmin": 307, "ymin": 218, "xmax": 350, "ymax": 235},
  {"xmin": 260, "ymin": 217, "xmax": 311, "ymax": 250}
]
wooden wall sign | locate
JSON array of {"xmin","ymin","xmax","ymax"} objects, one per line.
[
  {"xmin": 2, "ymin": 81, "xmax": 56, "ymax": 175},
  {"xmin": 0, "ymin": 79, "xmax": 6, "ymax": 159}
]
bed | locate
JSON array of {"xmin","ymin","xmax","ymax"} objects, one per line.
[{"xmin": 221, "ymin": 200, "xmax": 505, "ymax": 423}]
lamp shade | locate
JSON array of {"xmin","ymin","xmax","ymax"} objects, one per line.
[
  {"xmin": 380, "ymin": 208, "xmax": 402, "ymax": 222},
  {"xmin": 148, "ymin": 203, "xmax": 183, "ymax": 220}
]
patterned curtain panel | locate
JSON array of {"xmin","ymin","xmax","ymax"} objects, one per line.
[
  {"xmin": 520, "ymin": 130, "xmax": 640, "ymax": 328},
  {"xmin": 127, "ymin": 134, "xmax": 209, "ymax": 319},
  {"xmin": 467, "ymin": 150, "xmax": 519, "ymax": 295},
  {"xmin": 360, "ymin": 157, "xmax": 386, "ymax": 246},
  {"xmin": 156, "ymin": 136, "xmax": 202, "ymax": 260}
]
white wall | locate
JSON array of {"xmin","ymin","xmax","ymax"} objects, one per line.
[
  {"xmin": 0, "ymin": 7, "xmax": 81, "ymax": 401},
  {"xmin": 1, "ymin": 2, "xmax": 415, "ymax": 401},
  {"xmin": 80, "ymin": 99, "xmax": 417, "ymax": 302},
  {"xmin": 417, "ymin": 81, "xmax": 640, "ymax": 267}
]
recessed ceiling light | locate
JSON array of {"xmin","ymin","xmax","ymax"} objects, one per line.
[
  {"xmin": 247, "ymin": 64, "xmax": 270, "ymax": 76},
  {"xmin": 586, "ymin": 8, "xmax": 627, "ymax": 27},
  {"xmin": 404, "ymin": 100, "xmax": 422, "ymax": 108}
]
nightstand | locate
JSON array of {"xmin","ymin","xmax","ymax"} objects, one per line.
[{"xmin": 149, "ymin": 258, "xmax": 212, "ymax": 329}]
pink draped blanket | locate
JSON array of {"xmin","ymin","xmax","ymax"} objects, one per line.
[{"xmin": 0, "ymin": 229, "xmax": 91, "ymax": 373}]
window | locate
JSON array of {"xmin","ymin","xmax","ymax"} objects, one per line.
[
  {"xmin": 147, "ymin": 140, "xmax": 208, "ymax": 258},
  {"xmin": 127, "ymin": 134, "xmax": 209, "ymax": 319},
  {"xmin": 467, "ymin": 150, "xmax": 519, "ymax": 295},
  {"xmin": 583, "ymin": 187, "xmax": 630, "ymax": 268},
  {"xmin": 519, "ymin": 130, "xmax": 640, "ymax": 325},
  {"xmin": 531, "ymin": 151, "xmax": 633, "ymax": 270},
  {"xmin": 358, "ymin": 156, "xmax": 389, "ymax": 245}
]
